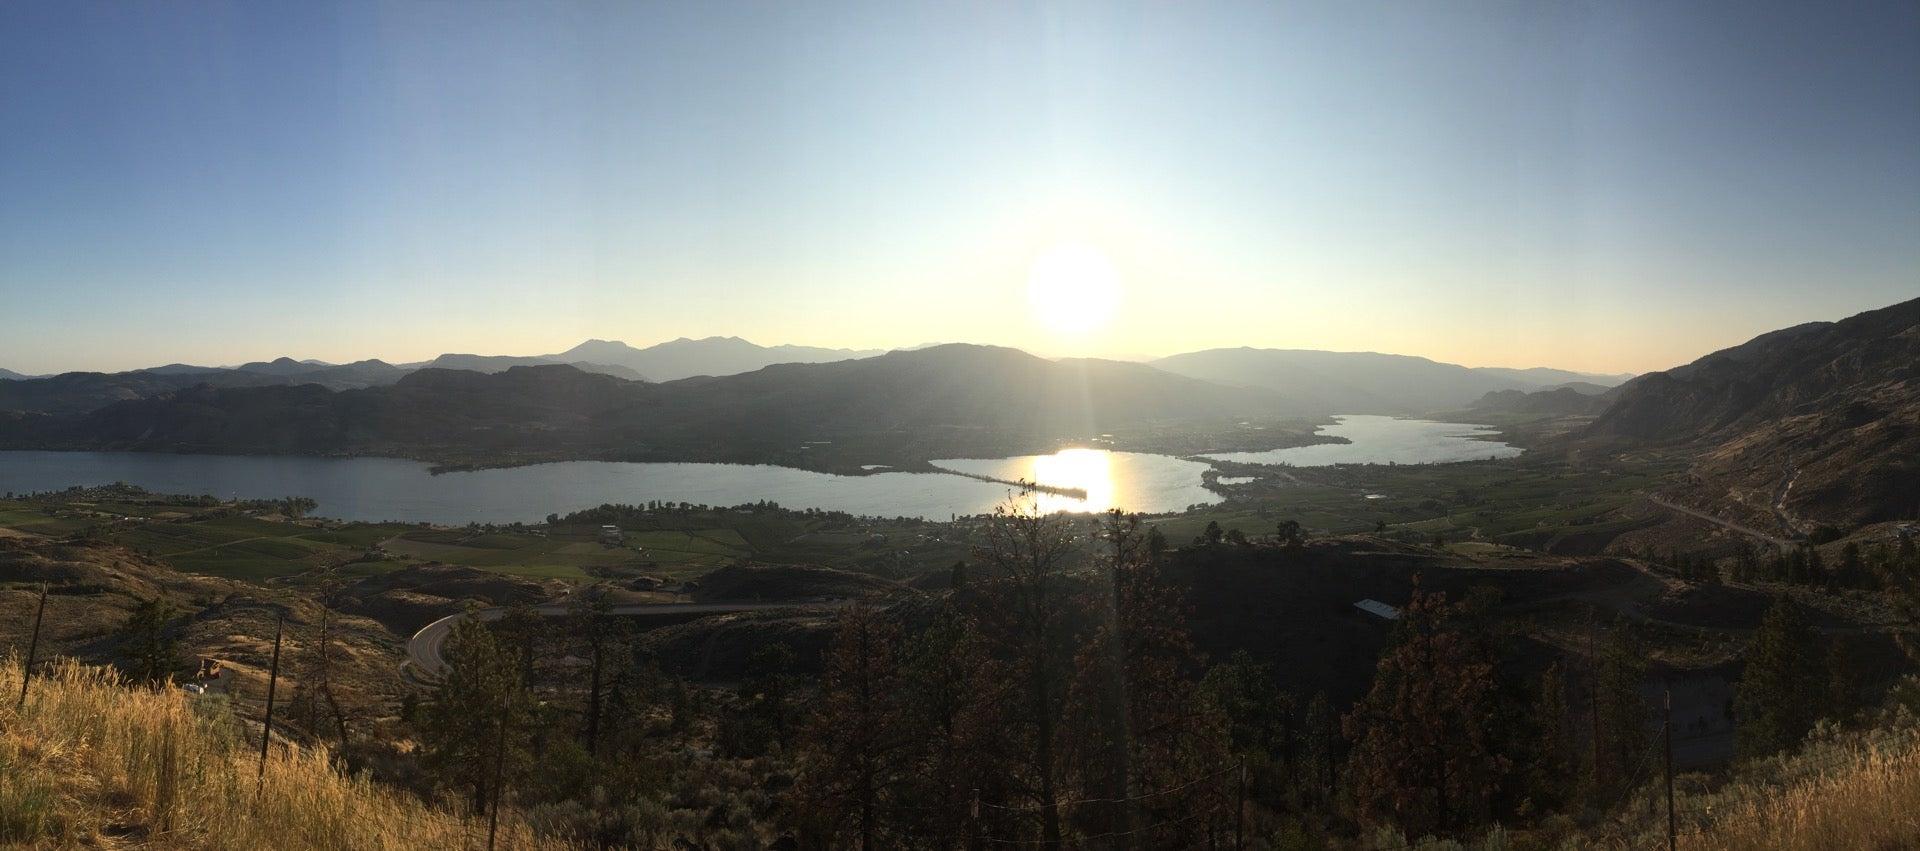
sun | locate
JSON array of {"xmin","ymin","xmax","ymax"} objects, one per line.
[{"xmin": 1026, "ymin": 243, "xmax": 1120, "ymax": 336}]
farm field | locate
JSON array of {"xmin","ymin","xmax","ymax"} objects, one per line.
[{"xmin": 0, "ymin": 486, "xmax": 968, "ymax": 584}]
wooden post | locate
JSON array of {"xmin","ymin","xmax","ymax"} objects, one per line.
[
  {"xmin": 487, "ymin": 712, "xmax": 508, "ymax": 851},
  {"xmin": 257, "ymin": 614, "xmax": 283, "ymax": 796},
  {"xmin": 1588, "ymin": 619, "xmax": 1602, "ymax": 782},
  {"xmin": 1235, "ymin": 762, "xmax": 1247, "ymax": 851},
  {"xmin": 969, "ymin": 789, "xmax": 982, "ymax": 851},
  {"xmin": 16, "ymin": 583, "xmax": 48, "ymax": 710},
  {"xmin": 1665, "ymin": 688, "xmax": 1676, "ymax": 851}
]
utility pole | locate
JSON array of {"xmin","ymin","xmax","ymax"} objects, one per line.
[
  {"xmin": 487, "ymin": 713, "xmax": 508, "ymax": 851},
  {"xmin": 17, "ymin": 583, "xmax": 48, "ymax": 710},
  {"xmin": 1665, "ymin": 688, "xmax": 1676, "ymax": 851},
  {"xmin": 970, "ymin": 789, "xmax": 982, "ymax": 851},
  {"xmin": 257, "ymin": 614, "xmax": 284, "ymax": 796},
  {"xmin": 1588, "ymin": 618, "xmax": 1602, "ymax": 783},
  {"xmin": 1235, "ymin": 762, "xmax": 1247, "ymax": 851}
]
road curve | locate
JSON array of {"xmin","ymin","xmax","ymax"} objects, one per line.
[
  {"xmin": 406, "ymin": 600, "xmax": 849, "ymax": 681},
  {"xmin": 1647, "ymin": 496, "xmax": 1791, "ymax": 547}
]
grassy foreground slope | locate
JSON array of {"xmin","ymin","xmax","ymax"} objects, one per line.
[
  {"xmin": 1, "ymin": 658, "xmax": 567, "ymax": 850},
  {"xmin": 1676, "ymin": 726, "xmax": 1920, "ymax": 851}
]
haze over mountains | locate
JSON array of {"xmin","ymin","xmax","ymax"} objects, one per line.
[{"xmin": 1152, "ymin": 349, "xmax": 1629, "ymax": 414}]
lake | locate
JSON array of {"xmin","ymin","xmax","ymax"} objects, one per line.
[
  {"xmin": 0, "ymin": 419, "xmax": 1516, "ymax": 523},
  {"xmin": 0, "ymin": 449, "xmax": 1220, "ymax": 524},
  {"xmin": 930, "ymin": 449, "xmax": 1221, "ymax": 515},
  {"xmin": 1203, "ymin": 415, "xmax": 1522, "ymax": 467}
]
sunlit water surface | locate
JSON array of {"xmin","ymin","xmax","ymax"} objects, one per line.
[{"xmin": 929, "ymin": 449, "xmax": 1220, "ymax": 515}]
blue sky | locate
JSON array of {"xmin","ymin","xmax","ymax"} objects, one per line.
[{"xmin": 2, "ymin": 1, "xmax": 1916, "ymax": 374}]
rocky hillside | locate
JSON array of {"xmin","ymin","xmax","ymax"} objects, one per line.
[
  {"xmin": 0, "ymin": 536, "xmax": 408, "ymax": 734},
  {"xmin": 1585, "ymin": 297, "xmax": 1920, "ymax": 528}
]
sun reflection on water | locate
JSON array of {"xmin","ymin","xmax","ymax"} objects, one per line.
[{"xmin": 1026, "ymin": 447, "xmax": 1116, "ymax": 513}]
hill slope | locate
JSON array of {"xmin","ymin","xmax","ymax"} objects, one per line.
[
  {"xmin": 0, "ymin": 657, "xmax": 559, "ymax": 848},
  {"xmin": 1153, "ymin": 348, "xmax": 1538, "ymax": 413},
  {"xmin": 1584, "ymin": 297, "xmax": 1920, "ymax": 527}
]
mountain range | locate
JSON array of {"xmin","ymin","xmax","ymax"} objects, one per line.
[
  {"xmin": 399, "ymin": 337, "xmax": 885, "ymax": 382},
  {"xmin": 548, "ymin": 337, "xmax": 887, "ymax": 381},
  {"xmin": 0, "ymin": 337, "xmax": 1620, "ymax": 418},
  {"xmin": 1582, "ymin": 296, "xmax": 1920, "ymax": 528},
  {"xmin": 0, "ymin": 345, "xmax": 1284, "ymax": 469},
  {"xmin": 1152, "ymin": 349, "xmax": 1628, "ymax": 414}
]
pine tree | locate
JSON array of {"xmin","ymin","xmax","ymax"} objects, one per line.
[
  {"xmin": 116, "ymin": 597, "xmax": 180, "ymax": 684},
  {"xmin": 1736, "ymin": 596, "xmax": 1818, "ymax": 759},
  {"xmin": 975, "ymin": 495, "xmax": 1080, "ymax": 850},
  {"xmin": 420, "ymin": 617, "xmax": 532, "ymax": 812},
  {"xmin": 796, "ymin": 605, "xmax": 908, "ymax": 849},
  {"xmin": 1733, "ymin": 545, "xmax": 1759, "ymax": 583},
  {"xmin": 1837, "ymin": 542, "xmax": 1866, "ymax": 589},
  {"xmin": 718, "ymin": 643, "xmax": 797, "ymax": 758},
  {"xmin": 1067, "ymin": 510, "xmax": 1222, "ymax": 845},
  {"xmin": 1275, "ymin": 519, "xmax": 1304, "ymax": 549},
  {"xmin": 894, "ymin": 611, "xmax": 1008, "ymax": 845},
  {"xmin": 1530, "ymin": 661, "xmax": 1572, "ymax": 810},
  {"xmin": 569, "ymin": 586, "xmax": 630, "ymax": 756},
  {"xmin": 1343, "ymin": 582, "xmax": 1510, "ymax": 839},
  {"xmin": 1592, "ymin": 620, "xmax": 1653, "ymax": 802},
  {"xmin": 1201, "ymin": 651, "xmax": 1296, "ymax": 799},
  {"xmin": 1199, "ymin": 520, "xmax": 1225, "ymax": 546},
  {"xmin": 1827, "ymin": 636, "xmax": 1859, "ymax": 721},
  {"xmin": 1298, "ymin": 691, "xmax": 1339, "ymax": 808}
]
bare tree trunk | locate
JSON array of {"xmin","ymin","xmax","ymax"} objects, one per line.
[
  {"xmin": 585, "ymin": 637, "xmax": 604, "ymax": 755},
  {"xmin": 1035, "ymin": 666, "xmax": 1062, "ymax": 851}
]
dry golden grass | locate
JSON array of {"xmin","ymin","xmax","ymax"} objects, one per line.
[
  {"xmin": 1678, "ymin": 725, "xmax": 1920, "ymax": 851},
  {"xmin": 1, "ymin": 656, "xmax": 572, "ymax": 849}
]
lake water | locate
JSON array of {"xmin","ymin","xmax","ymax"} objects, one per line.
[
  {"xmin": 0, "ymin": 420, "xmax": 1516, "ymax": 523},
  {"xmin": 930, "ymin": 449, "xmax": 1220, "ymax": 515},
  {"xmin": 0, "ymin": 449, "xmax": 1219, "ymax": 524},
  {"xmin": 1203, "ymin": 415, "xmax": 1522, "ymax": 467}
]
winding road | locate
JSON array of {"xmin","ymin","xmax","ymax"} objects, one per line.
[
  {"xmin": 406, "ymin": 599, "xmax": 849, "ymax": 680},
  {"xmin": 1646, "ymin": 496, "xmax": 1791, "ymax": 547}
]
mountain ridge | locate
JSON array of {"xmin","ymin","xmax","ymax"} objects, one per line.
[
  {"xmin": 0, "ymin": 345, "xmax": 1292, "ymax": 470},
  {"xmin": 1584, "ymin": 297, "xmax": 1920, "ymax": 527}
]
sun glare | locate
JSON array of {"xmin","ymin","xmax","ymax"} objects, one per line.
[
  {"xmin": 1026, "ymin": 243, "xmax": 1120, "ymax": 336},
  {"xmin": 1029, "ymin": 447, "xmax": 1117, "ymax": 513}
]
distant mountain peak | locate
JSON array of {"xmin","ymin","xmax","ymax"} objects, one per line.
[{"xmin": 551, "ymin": 335, "xmax": 884, "ymax": 382}]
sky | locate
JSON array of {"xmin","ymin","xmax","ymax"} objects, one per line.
[{"xmin": 2, "ymin": 1, "xmax": 1916, "ymax": 376}]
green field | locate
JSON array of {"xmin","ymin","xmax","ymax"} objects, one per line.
[{"xmin": 1154, "ymin": 456, "xmax": 1684, "ymax": 551}]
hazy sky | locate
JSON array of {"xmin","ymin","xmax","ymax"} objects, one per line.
[{"xmin": 3, "ymin": 1, "xmax": 1916, "ymax": 375}]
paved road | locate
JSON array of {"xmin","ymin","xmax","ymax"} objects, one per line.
[
  {"xmin": 1647, "ymin": 496, "xmax": 1791, "ymax": 547},
  {"xmin": 406, "ymin": 599, "xmax": 849, "ymax": 680}
]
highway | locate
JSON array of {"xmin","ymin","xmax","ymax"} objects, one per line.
[{"xmin": 406, "ymin": 599, "xmax": 848, "ymax": 680}]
